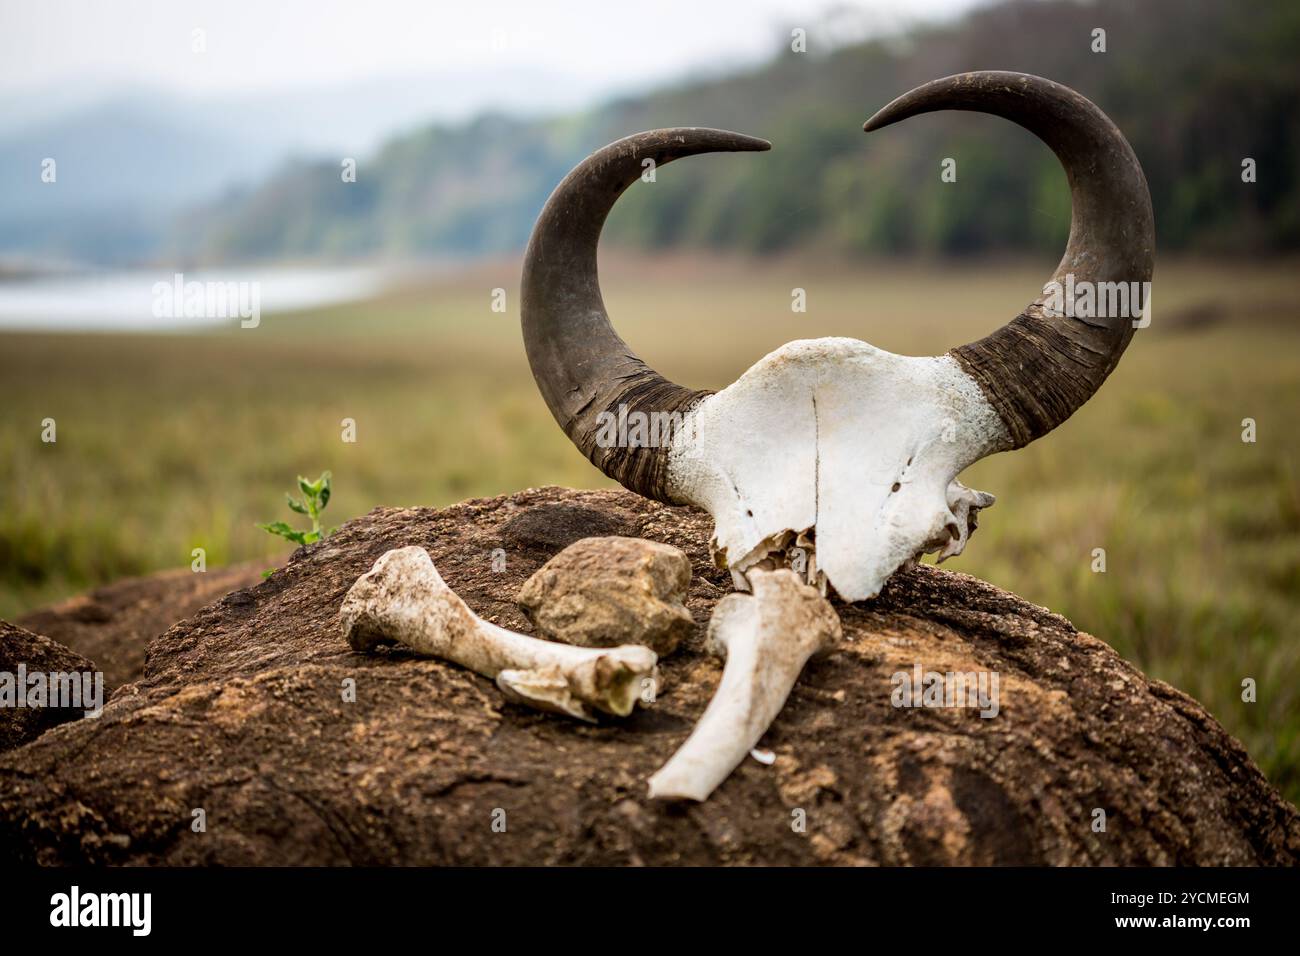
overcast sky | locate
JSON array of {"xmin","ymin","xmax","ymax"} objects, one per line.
[{"xmin": 0, "ymin": 0, "xmax": 983, "ymax": 98}]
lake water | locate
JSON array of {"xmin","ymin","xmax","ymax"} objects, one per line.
[{"xmin": 0, "ymin": 265, "xmax": 397, "ymax": 332}]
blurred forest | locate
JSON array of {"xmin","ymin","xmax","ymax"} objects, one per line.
[{"xmin": 186, "ymin": 0, "xmax": 1300, "ymax": 262}]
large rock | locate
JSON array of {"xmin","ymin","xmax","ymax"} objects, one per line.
[
  {"xmin": 17, "ymin": 561, "xmax": 263, "ymax": 691},
  {"xmin": 0, "ymin": 621, "xmax": 100, "ymax": 752},
  {"xmin": 0, "ymin": 487, "xmax": 1296, "ymax": 865}
]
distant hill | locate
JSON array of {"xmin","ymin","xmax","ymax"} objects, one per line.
[
  {"xmin": 0, "ymin": 97, "xmax": 283, "ymax": 264},
  {"xmin": 172, "ymin": 113, "xmax": 591, "ymax": 261},
  {"xmin": 0, "ymin": 67, "xmax": 600, "ymax": 266},
  {"xmin": 113, "ymin": 0, "xmax": 1300, "ymax": 262}
]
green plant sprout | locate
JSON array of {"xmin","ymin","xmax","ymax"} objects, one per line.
[{"xmin": 258, "ymin": 472, "xmax": 338, "ymax": 575}]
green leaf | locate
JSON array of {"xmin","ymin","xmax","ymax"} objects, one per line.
[
  {"xmin": 258, "ymin": 521, "xmax": 308, "ymax": 545},
  {"xmin": 261, "ymin": 470, "xmax": 338, "ymax": 550}
]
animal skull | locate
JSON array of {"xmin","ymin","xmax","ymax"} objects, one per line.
[
  {"xmin": 521, "ymin": 71, "xmax": 1154, "ymax": 602},
  {"xmin": 668, "ymin": 338, "xmax": 1006, "ymax": 600}
]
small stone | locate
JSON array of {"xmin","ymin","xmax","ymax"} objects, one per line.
[{"xmin": 517, "ymin": 536, "xmax": 694, "ymax": 655}]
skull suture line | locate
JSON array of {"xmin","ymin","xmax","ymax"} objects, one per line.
[{"xmin": 521, "ymin": 71, "xmax": 1154, "ymax": 603}]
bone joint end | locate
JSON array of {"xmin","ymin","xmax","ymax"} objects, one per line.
[
  {"xmin": 340, "ymin": 546, "xmax": 658, "ymax": 723},
  {"xmin": 648, "ymin": 567, "xmax": 841, "ymax": 800}
]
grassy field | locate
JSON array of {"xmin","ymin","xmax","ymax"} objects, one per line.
[{"xmin": 2, "ymin": 254, "xmax": 1298, "ymax": 800}]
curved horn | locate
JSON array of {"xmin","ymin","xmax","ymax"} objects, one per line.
[
  {"xmin": 865, "ymin": 71, "xmax": 1154, "ymax": 447},
  {"xmin": 521, "ymin": 128, "xmax": 771, "ymax": 500}
]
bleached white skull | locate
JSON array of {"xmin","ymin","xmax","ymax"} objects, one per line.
[
  {"xmin": 521, "ymin": 71, "xmax": 1153, "ymax": 602},
  {"xmin": 668, "ymin": 338, "xmax": 1003, "ymax": 599}
]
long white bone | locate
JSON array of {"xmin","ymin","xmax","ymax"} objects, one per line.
[
  {"xmin": 647, "ymin": 568, "xmax": 841, "ymax": 801},
  {"xmin": 340, "ymin": 546, "xmax": 658, "ymax": 722}
]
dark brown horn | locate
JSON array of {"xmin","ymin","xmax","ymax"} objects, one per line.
[
  {"xmin": 864, "ymin": 71, "xmax": 1155, "ymax": 447},
  {"xmin": 521, "ymin": 128, "xmax": 770, "ymax": 500}
]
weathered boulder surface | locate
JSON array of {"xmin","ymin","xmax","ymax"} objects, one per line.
[
  {"xmin": 0, "ymin": 487, "xmax": 1296, "ymax": 865},
  {"xmin": 0, "ymin": 621, "xmax": 100, "ymax": 752},
  {"xmin": 17, "ymin": 561, "xmax": 263, "ymax": 691}
]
